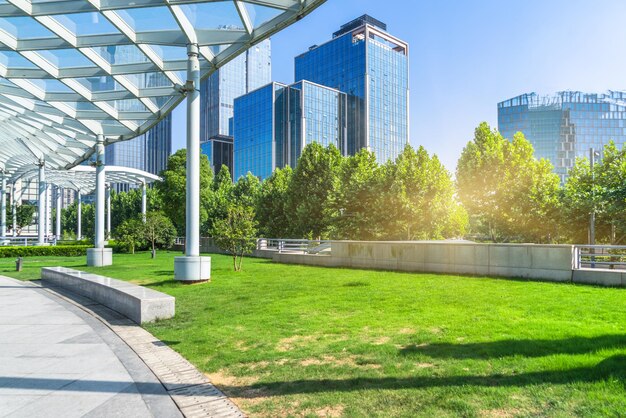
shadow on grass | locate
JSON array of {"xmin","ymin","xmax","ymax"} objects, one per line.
[
  {"xmin": 222, "ymin": 355, "xmax": 626, "ymax": 398},
  {"xmin": 400, "ymin": 334, "xmax": 626, "ymax": 359},
  {"xmin": 142, "ymin": 279, "xmax": 180, "ymax": 288}
]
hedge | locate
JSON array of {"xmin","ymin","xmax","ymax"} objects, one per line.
[{"xmin": 0, "ymin": 245, "xmax": 91, "ymax": 258}]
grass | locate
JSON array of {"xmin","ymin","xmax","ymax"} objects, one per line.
[{"xmin": 1, "ymin": 251, "xmax": 625, "ymax": 417}]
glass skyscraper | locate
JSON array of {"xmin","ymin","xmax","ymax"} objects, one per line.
[
  {"xmin": 200, "ymin": 39, "xmax": 271, "ymax": 176},
  {"xmin": 233, "ymin": 81, "xmax": 347, "ymax": 180},
  {"xmin": 498, "ymin": 91, "xmax": 626, "ymax": 182},
  {"xmin": 294, "ymin": 15, "xmax": 409, "ymax": 163}
]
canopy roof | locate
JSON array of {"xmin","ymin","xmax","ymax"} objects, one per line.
[
  {"xmin": 13, "ymin": 165, "xmax": 161, "ymax": 193},
  {"xmin": 0, "ymin": 0, "xmax": 325, "ymax": 174}
]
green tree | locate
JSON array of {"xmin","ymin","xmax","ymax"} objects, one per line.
[
  {"xmin": 456, "ymin": 123, "xmax": 560, "ymax": 242},
  {"xmin": 13, "ymin": 203, "xmax": 36, "ymax": 236},
  {"xmin": 204, "ymin": 165, "xmax": 234, "ymax": 234},
  {"xmin": 379, "ymin": 144, "xmax": 465, "ymax": 240},
  {"xmin": 143, "ymin": 211, "xmax": 177, "ymax": 257},
  {"xmin": 288, "ymin": 143, "xmax": 341, "ymax": 239},
  {"xmin": 62, "ymin": 201, "xmax": 94, "ymax": 240},
  {"xmin": 328, "ymin": 148, "xmax": 382, "ymax": 240},
  {"xmin": 233, "ymin": 172, "xmax": 261, "ymax": 209},
  {"xmin": 211, "ymin": 204, "xmax": 258, "ymax": 271},
  {"xmin": 157, "ymin": 149, "xmax": 213, "ymax": 235},
  {"xmin": 113, "ymin": 218, "xmax": 145, "ymax": 254},
  {"xmin": 256, "ymin": 167, "xmax": 293, "ymax": 238}
]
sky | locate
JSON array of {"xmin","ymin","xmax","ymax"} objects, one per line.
[{"xmin": 171, "ymin": 0, "xmax": 626, "ymax": 171}]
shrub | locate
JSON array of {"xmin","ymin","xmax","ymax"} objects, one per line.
[{"xmin": 0, "ymin": 245, "xmax": 91, "ymax": 258}]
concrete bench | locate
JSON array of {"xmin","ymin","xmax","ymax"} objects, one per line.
[{"xmin": 41, "ymin": 267, "xmax": 175, "ymax": 324}]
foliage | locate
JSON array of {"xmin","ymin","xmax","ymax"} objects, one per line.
[
  {"xmin": 62, "ymin": 200, "xmax": 94, "ymax": 240},
  {"xmin": 211, "ymin": 204, "xmax": 257, "ymax": 271},
  {"xmin": 157, "ymin": 149, "xmax": 213, "ymax": 235},
  {"xmin": 380, "ymin": 144, "xmax": 467, "ymax": 240},
  {"xmin": 287, "ymin": 143, "xmax": 341, "ymax": 239},
  {"xmin": 256, "ymin": 167, "xmax": 293, "ymax": 238},
  {"xmin": 143, "ymin": 211, "xmax": 177, "ymax": 256},
  {"xmin": 456, "ymin": 123, "xmax": 561, "ymax": 242},
  {"xmin": 113, "ymin": 218, "xmax": 146, "ymax": 254},
  {"xmin": 14, "ymin": 204, "xmax": 36, "ymax": 236},
  {"xmin": 110, "ymin": 187, "xmax": 162, "ymax": 233},
  {"xmin": 204, "ymin": 165, "xmax": 234, "ymax": 235},
  {"xmin": 0, "ymin": 245, "xmax": 90, "ymax": 258}
]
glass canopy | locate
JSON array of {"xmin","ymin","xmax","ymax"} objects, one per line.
[{"xmin": 0, "ymin": 0, "xmax": 326, "ymax": 176}]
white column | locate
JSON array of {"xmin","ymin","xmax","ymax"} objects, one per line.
[
  {"xmin": 95, "ymin": 136, "xmax": 105, "ymax": 249},
  {"xmin": 12, "ymin": 184, "xmax": 17, "ymax": 238},
  {"xmin": 141, "ymin": 181, "xmax": 147, "ymax": 222},
  {"xmin": 106, "ymin": 185, "xmax": 111, "ymax": 239},
  {"xmin": 37, "ymin": 161, "xmax": 45, "ymax": 245},
  {"xmin": 55, "ymin": 186, "xmax": 62, "ymax": 240},
  {"xmin": 186, "ymin": 44, "xmax": 200, "ymax": 258},
  {"xmin": 77, "ymin": 189, "xmax": 82, "ymax": 240},
  {"xmin": 0, "ymin": 173, "xmax": 6, "ymax": 238},
  {"xmin": 45, "ymin": 184, "xmax": 51, "ymax": 238},
  {"xmin": 174, "ymin": 44, "xmax": 210, "ymax": 282}
]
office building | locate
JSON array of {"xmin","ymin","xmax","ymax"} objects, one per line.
[
  {"xmin": 233, "ymin": 80, "xmax": 347, "ymax": 180},
  {"xmin": 201, "ymin": 39, "xmax": 271, "ymax": 176},
  {"xmin": 294, "ymin": 15, "xmax": 409, "ymax": 163},
  {"xmin": 498, "ymin": 91, "xmax": 626, "ymax": 182}
]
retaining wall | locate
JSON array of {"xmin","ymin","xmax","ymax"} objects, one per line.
[{"xmin": 273, "ymin": 241, "xmax": 577, "ymax": 282}]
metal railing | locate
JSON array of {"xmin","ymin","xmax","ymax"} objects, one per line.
[
  {"xmin": 574, "ymin": 245, "xmax": 626, "ymax": 270},
  {"xmin": 256, "ymin": 238, "xmax": 332, "ymax": 255},
  {"xmin": 0, "ymin": 236, "xmax": 58, "ymax": 246}
]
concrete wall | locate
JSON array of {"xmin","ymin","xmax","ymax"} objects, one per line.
[
  {"xmin": 273, "ymin": 241, "xmax": 577, "ymax": 283},
  {"xmin": 572, "ymin": 269, "xmax": 626, "ymax": 287}
]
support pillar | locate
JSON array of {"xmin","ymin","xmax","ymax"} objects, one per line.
[
  {"xmin": 141, "ymin": 181, "xmax": 147, "ymax": 222},
  {"xmin": 55, "ymin": 186, "xmax": 62, "ymax": 241},
  {"xmin": 37, "ymin": 161, "xmax": 46, "ymax": 245},
  {"xmin": 77, "ymin": 189, "xmax": 82, "ymax": 241},
  {"xmin": 1, "ymin": 172, "xmax": 6, "ymax": 238},
  {"xmin": 87, "ymin": 135, "xmax": 112, "ymax": 266},
  {"xmin": 106, "ymin": 185, "xmax": 111, "ymax": 239},
  {"xmin": 174, "ymin": 43, "xmax": 210, "ymax": 282},
  {"xmin": 12, "ymin": 184, "xmax": 17, "ymax": 238},
  {"xmin": 45, "ymin": 184, "xmax": 50, "ymax": 238}
]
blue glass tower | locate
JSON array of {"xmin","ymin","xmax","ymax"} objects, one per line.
[
  {"xmin": 498, "ymin": 91, "xmax": 626, "ymax": 182},
  {"xmin": 200, "ymin": 39, "xmax": 271, "ymax": 176},
  {"xmin": 294, "ymin": 15, "xmax": 409, "ymax": 163},
  {"xmin": 233, "ymin": 81, "xmax": 347, "ymax": 180}
]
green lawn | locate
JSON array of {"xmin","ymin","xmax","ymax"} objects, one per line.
[{"xmin": 1, "ymin": 251, "xmax": 625, "ymax": 417}]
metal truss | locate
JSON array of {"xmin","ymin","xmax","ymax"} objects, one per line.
[{"xmin": 0, "ymin": 0, "xmax": 326, "ymax": 174}]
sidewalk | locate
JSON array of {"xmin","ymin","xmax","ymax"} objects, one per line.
[{"xmin": 0, "ymin": 275, "xmax": 182, "ymax": 418}]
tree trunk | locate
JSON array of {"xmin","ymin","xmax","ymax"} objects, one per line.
[{"xmin": 233, "ymin": 255, "xmax": 237, "ymax": 271}]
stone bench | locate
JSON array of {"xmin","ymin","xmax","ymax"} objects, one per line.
[{"xmin": 41, "ymin": 267, "xmax": 175, "ymax": 324}]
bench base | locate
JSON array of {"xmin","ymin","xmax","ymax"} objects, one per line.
[
  {"xmin": 174, "ymin": 256, "xmax": 211, "ymax": 283},
  {"xmin": 87, "ymin": 248, "xmax": 113, "ymax": 267}
]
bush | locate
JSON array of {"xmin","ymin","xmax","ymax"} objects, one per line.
[
  {"xmin": 56, "ymin": 240, "xmax": 92, "ymax": 246},
  {"xmin": 0, "ymin": 245, "xmax": 91, "ymax": 258}
]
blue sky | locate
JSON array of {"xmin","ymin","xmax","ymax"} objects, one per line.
[{"xmin": 172, "ymin": 0, "xmax": 626, "ymax": 171}]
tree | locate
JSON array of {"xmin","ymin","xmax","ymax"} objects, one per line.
[
  {"xmin": 287, "ymin": 143, "xmax": 341, "ymax": 239},
  {"xmin": 456, "ymin": 123, "xmax": 560, "ymax": 242},
  {"xmin": 204, "ymin": 165, "xmax": 234, "ymax": 235},
  {"xmin": 328, "ymin": 148, "xmax": 382, "ymax": 240},
  {"xmin": 378, "ymin": 144, "xmax": 466, "ymax": 240},
  {"xmin": 233, "ymin": 172, "xmax": 261, "ymax": 209},
  {"xmin": 256, "ymin": 167, "xmax": 293, "ymax": 238},
  {"xmin": 62, "ymin": 201, "xmax": 94, "ymax": 240},
  {"xmin": 114, "ymin": 218, "xmax": 145, "ymax": 254},
  {"xmin": 157, "ymin": 149, "xmax": 213, "ymax": 235},
  {"xmin": 110, "ymin": 187, "xmax": 162, "ymax": 233},
  {"xmin": 211, "ymin": 204, "xmax": 258, "ymax": 271},
  {"xmin": 143, "ymin": 211, "xmax": 177, "ymax": 257},
  {"xmin": 13, "ymin": 203, "xmax": 36, "ymax": 236}
]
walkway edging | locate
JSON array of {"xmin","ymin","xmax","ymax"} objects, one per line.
[{"xmin": 39, "ymin": 281, "xmax": 246, "ymax": 418}]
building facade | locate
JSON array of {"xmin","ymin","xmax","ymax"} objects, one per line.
[
  {"xmin": 498, "ymin": 91, "xmax": 626, "ymax": 181},
  {"xmin": 233, "ymin": 81, "xmax": 347, "ymax": 180},
  {"xmin": 200, "ymin": 39, "xmax": 271, "ymax": 177},
  {"xmin": 294, "ymin": 15, "xmax": 409, "ymax": 163}
]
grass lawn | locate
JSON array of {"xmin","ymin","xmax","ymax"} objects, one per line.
[{"xmin": 1, "ymin": 251, "xmax": 625, "ymax": 417}]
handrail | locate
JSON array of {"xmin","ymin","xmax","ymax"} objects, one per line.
[{"xmin": 574, "ymin": 245, "xmax": 626, "ymax": 270}]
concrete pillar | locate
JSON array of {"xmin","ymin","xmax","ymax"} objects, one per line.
[
  {"xmin": 174, "ymin": 44, "xmax": 210, "ymax": 282},
  {"xmin": 1, "ymin": 173, "xmax": 6, "ymax": 238},
  {"xmin": 141, "ymin": 181, "xmax": 147, "ymax": 222},
  {"xmin": 55, "ymin": 186, "xmax": 62, "ymax": 240},
  {"xmin": 12, "ymin": 184, "xmax": 17, "ymax": 238},
  {"xmin": 77, "ymin": 190, "xmax": 82, "ymax": 240},
  {"xmin": 106, "ymin": 185, "xmax": 111, "ymax": 239},
  {"xmin": 37, "ymin": 162, "xmax": 45, "ymax": 245},
  {"xmin": 87, "ymin": 135, "xmax": 112, "ymax": 266}
]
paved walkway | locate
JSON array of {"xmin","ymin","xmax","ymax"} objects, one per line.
[{"xmin": 0, "ymin": 276, "xmax": 182, "ymax": 418}]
